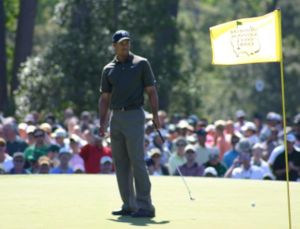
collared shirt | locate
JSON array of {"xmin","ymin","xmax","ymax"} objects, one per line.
[
  {"xmin": 194, "ymin": 144, "xmax": 215, "ymax": 166},
  {"xmin": 0, "ymin": 154, "xmax": 14, "ymax": 172},
  {"xmin": 100, "ymin": 52, "xmax": 156, "ymax": 109},
  {"xmin": 232, "ymin": 165, "xmax": 264, "ymax": 180},
  {"xmin": 176, "ymin": 162, "xmax": 204, "ymax": 177},
  {"xmin": 6, "ymin": 137, "xmax": 28, "ymax": 156},
  {"xmin": 168, "ymin": 154, "xmax": 186, "ymax": 175},
  {"xmin": 80, "ymin": 144, "xmax": 112, "ymax": 174}
]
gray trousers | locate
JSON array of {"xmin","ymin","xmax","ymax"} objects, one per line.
[{"xmin": 110, "ymin": 108, "xmax": 153, "ymax": 211}]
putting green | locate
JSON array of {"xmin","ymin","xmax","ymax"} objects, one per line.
[{"xmin": 0, "ymin": 175, "xmax": 299, "ymax": 229}]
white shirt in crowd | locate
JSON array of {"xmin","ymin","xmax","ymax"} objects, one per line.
[{"xmin": 232, "ymin": 165, "xmax": 264, "ymax": 180}]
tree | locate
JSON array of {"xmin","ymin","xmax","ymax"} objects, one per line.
[
  {"xmin": 0, "ymin": 0, "xmax": 8, "ymax": 113},
  {"xmin": 14, "ymin": 0, "xmax": 181, "ymax": 117},
  {"xmin": 11, "ymin": 0, "xmax": 37, "ymax": 92}
]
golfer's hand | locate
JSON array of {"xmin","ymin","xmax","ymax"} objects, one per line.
[
  {"xmin": 152, "ymin": 115, "xmax": 161, "ymax": 129},
  {"xmin": 99, "ymin": 125, "xmax": 105, "ymax": 137}
]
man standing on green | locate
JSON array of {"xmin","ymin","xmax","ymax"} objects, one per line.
[{"xmin": 99, "ymin": 30, "xmax": 160, "ymax": 218}]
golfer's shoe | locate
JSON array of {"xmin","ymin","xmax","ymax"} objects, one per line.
[
  {"xmin": 111, "ymin": 209, "xmax": 133, "ymax": 216},
  {"xmin": 131, "ymin": 208, "xmax": 155, "ymax": 218}
]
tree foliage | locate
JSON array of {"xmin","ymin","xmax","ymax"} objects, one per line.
[{"xmin": 12, "ymin": 0, "xmax": 300, "ymax": 122}]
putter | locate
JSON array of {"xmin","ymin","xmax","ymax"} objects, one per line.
[{"xmin": 152, "ymin": 120, "xmax": 195, "ymax": 201}]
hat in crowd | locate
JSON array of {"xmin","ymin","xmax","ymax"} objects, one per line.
[
  {"xmin": 33, "ymin": 128, "xmax": 45, "ymax": 137},
  {"xmin": 69, "ymin": 134, "xmax": 80, "ymax": 143},
  {"xmin": 214, "ymin": 120, "xmax": 226, "ymax": 128},
  {"xmin": 209, "ymin": 149, "xmax": 219, "ymax": 160},
  {"xmin": 24, "ymin": 114, "xmax": 35, "ymax": 123},
  {"xmin": 196, "ymin": 129, "xmax": 207, "ymax": 136},
  {"xmin": 100, "ymin": 156, "xmax": 113, "ymax": 164},
  {"xmin": 203, "ymin": 167, "xmax": 218, "ymax": 177},
  {"xmin": 148, "ymin": 148, "xmax": 161, "ymax": 158},
  {"xmin": 40, "ymin": 123, "xmax": 52, "ymax": 134},
  {"xmin": 252, "ymin": 142, "xmax": 265, "ymax": 151},
  {"xmin": 53, "ymin": 128, "xmax": 67, "ymax": 138},
  {"xmin": 266, "ymin": 112, "xmax": 281, "ymax": 121},
  {"xmin": 59, "ymin": 147, "xmax": 72, "ymax": 156},
  {"xmin": 112, "ymin": 30, "xmax": 130, "ymax": 43},
  {"xmin": 236, "ymin": 110, "xmax": 246, "ymax": 118},
  {"xmin": 184, "ymin": 144, "xmax": 197, "ymax": 153},
  {"xmin": 0, "ymin": 137, "xmax": 6, "ymax": 146},
  {"xmin": 38, "ymin": 156, "xmax": 51, "ymax": 166},
  {"xmin": 13, "ymin": 152, "xmax": 24, "ymax": 159},
  {"xmin": 73, "ymin": 164, "xmax": 85, "ymax": 172},
  {"xmin": 26, "ymin": 125, "xmax": 37, "ymax": 134},
  {"xmin": 177, "ymin": 120, "xmax": 190, "ymax": 129},
  {"xmin": 186, "ymin": 134, "xmax": 197, "ymax": 144},
  {"xmin": 175, "ymin": 138, "xmax": 187, "ymax": 147},
  {"xmin": 263, "ymin": 173, "xmax": 275, "ymax": 180},
  {"xmin": 48, "ymin": 144, "xmax": 60, "ymax": 153},
  {"xmin": 241, "ymin": 122, "xmax": 257, "ymax": 132},
  {"xmin": 168, "ymin": 124, "xmax": 176, "ymax": 133},
  {"xmin": 236, "ymin": 138, "xmax": 251, "ymax": 153},
  {"xmin": 205, "ymin": 124, "xmax": 215, "ymax": 133},
  {"xmin": 18, "ymin": 123, "xmax": 28, "ymax": 131},
  {"xmin": 286, "ymin": 134, "xmax": 296, "ymax": 143}
]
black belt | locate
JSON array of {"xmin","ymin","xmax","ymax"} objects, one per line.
[{"xmin": 112, "ymin": 105, "xmax": 141, "ymax": 111}]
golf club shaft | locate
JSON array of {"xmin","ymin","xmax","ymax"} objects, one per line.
[{"xmin": 152, "ymin": 120, "xmax": 195, "ymax": 200}]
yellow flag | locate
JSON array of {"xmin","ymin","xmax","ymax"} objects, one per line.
[{"xmin": 210, "ymin": 9, "xmax": 282, "ymax": 65}]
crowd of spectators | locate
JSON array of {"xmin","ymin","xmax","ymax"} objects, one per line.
[{"xmin": 0, "ymin": 109, "xmax": 300, "ymax": 181}]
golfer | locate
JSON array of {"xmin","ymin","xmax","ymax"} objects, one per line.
[{"xmin": 99, "ymin": 30, "xmax": 160, "ymax": 218}]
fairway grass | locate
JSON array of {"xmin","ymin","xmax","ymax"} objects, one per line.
[{"xmin": 0, "ymin": 175, "xmax": 299, "ymax": 229}]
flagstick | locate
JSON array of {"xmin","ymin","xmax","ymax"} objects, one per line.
[{"xmin": 279, "ymin": 60, "xmax": 292, "ymax": 229}]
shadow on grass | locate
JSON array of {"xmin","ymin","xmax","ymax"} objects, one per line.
[{"xmin": 107, "ymin": 216, "xmax": 170, "ymax": 226}]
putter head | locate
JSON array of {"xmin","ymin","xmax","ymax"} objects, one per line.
[{"xmin": 190, "ymin": 197, "xmax": 195, "ymax": 201}]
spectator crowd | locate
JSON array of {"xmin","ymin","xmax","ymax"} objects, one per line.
[{"xmin": 0, "ymin": 108, "xmax": 300, "ymax": 182}]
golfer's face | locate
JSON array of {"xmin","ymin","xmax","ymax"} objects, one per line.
[{"xmin": 114, "ymin": 40, "xmax": 130, "ymax": 56}]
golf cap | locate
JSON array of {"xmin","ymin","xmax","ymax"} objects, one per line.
[
  {"xmin": 0, "ymin": 138, "xmax": 6, "ymax": 146},
  {"xmin": 184, "ymin": 144, "xmax": 197, "ymax": 153},
  {"xmin": 204, "ymin": 167, "xmax": 218, "ymax": 176},
  {"xmin": 33, "ymin": 128, "xmax": 45, "ymax": 137},
  {"xmin": 13, "ymin": 152, "xmax": 24, "ymax": 159},
  {"xmin": 241, "ymin": 122, "xmax": 257, "ymax": 132},
  {"xmin": 100, "ymin": 156, "xmax": 113, "ymax": 164},
  {"xmin": 286, "ymin": 134, "xmax": 296, "ymax": 143},
  {"xmin": 236, "ymin": 110, "xmax": 246, "ymax": 118},
  {"xmin": 196, "ymin": 129, "xmax": 207, "ymax": 136},
  {"xmin": 59, "ymin": 147, "xmax": 72, "ymax": 156},
  {"xmin": 38, "ymin": 156, "xmax": 51, "ymax": 166},
  {"xmin": 112, "ymin": 30, "xmax": 130, "ymax": 43},
  {"xmin": 236, "ymin": 138, "xmax": 251, "ymax": 153},
  {"xmin": 148, "ymin": 148, "xmax": 161, "ymax": 158},
  {"xmin": 26, "ymin": 125, "xmax": 36, "ymax": 134}
]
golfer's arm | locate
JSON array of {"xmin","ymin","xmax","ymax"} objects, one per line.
[
  {"xmin": 145, "ymin": 86, "xmax": 159, "ymax": 117},
  {"xmin": 99, "ymin": 93, "xmax": 111, "ymax": 128}
]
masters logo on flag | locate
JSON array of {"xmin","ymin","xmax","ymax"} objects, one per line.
[{"xmin": 210, "ymin": 9, "xmax": 282, "ymax": 65}]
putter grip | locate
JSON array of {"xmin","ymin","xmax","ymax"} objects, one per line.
[{"xmin": 152, "ymin": 120, "xmax": 165, "ymax": 143}]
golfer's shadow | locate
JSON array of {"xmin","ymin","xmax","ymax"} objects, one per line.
[{"xmin": 108, "ymin": 216, "xmax": 170, "ymax": 226}]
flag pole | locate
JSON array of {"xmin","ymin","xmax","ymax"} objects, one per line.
[
  {"xmin": 277, "ymin": 8, "xmax": 292, "ymax": 229},
  {"xmin": 279, "ymin": 59, "xmax": 292, "ymax": 229}
]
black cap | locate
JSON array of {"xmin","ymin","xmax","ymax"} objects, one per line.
[
  {"xmin": 33, "ymin": 128, "xmax": 45, "ymax": 137},
  {"xmin": 196, "ymin": 129, "xmax": 207, "ymax": 136},
  {"xmin": 112, "ymin": 30, "xmax": 130, "ymax": 43}
]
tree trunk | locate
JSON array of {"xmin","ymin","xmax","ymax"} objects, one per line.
[
  {"xmin": 153, "ymin": 0, "xmax": 179, "ymax": 110},
  {"xmin": 0, "ymin": 0, "xmax": 8, "ymax": 113},
  {"xmin": 114, "ymin": 0, "xmax": 121, "ymax": 30},
  {"xmin": 11, "ymin": 0, "xmax": 37, "ymax": 92}
]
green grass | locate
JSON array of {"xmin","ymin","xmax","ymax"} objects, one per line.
[{"xmin": 0, "ymin": 175, "xmax": 299, "ymax": 229}]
